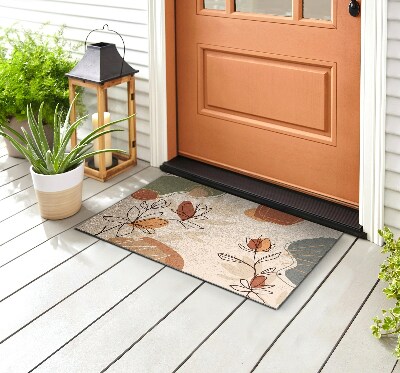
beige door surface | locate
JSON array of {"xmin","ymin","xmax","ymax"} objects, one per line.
[{"xmin": 176, "ymin": 0, "xmax": 361, "ymax": 207}]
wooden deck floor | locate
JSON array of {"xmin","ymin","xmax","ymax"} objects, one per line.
[{"xmin": 0, "ymin": 142, "xmax": 398, "ymax": 372}]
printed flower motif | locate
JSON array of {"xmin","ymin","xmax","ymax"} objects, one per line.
[
  {"xmin": 218, "ymin": 237, "xmax": 282, "ymax": 305},
  {"xmin": 239, "ymin": 237, "xmax": 272, "ymax": 253},
  {"xmin": 97, "ymin": 199, "xmax": 170, "ymax": 236},
  {"xmin": 177, "ymin": 201, "xmax": 196, "ymax": 221},
  {"xmin": 172, "ymin": 201, "xmax": 211, "ymax": 229}
]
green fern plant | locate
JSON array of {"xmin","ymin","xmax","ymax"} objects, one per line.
[
  {"xmin": 0, "ymin": 24, "xmax": 83, "ymax": 126},
  {"xmin": 0, "ymin": 98, "xmax": 129, "ymax": 175},
  {"xmin": 371, "ymin": 227, "xmax": 400, "ymax": 358}
]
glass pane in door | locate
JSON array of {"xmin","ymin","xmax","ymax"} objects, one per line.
[
  {"xmin": 303, "ymin": 0, "xmax": 331, "ymax": 21},
  {"xmin": 204, "ymin": 0, "xmax": 226, "ymax": 10},
  {"xmin": 235, "ymin": 0, "xmax": 292, "ymax": 17}
]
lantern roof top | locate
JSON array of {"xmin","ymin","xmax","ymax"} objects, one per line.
[{"xmin": 66, "ymin": 42, "xmax": 138, "ymax": 84}]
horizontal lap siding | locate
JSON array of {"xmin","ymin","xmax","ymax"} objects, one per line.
[
  {"xmin": 0, "ymin": 0, "xmax": 150, "ymax": 161},
  {"xmin": 385, "ymin": 0, "xmax": 400, "ymax": 236}
]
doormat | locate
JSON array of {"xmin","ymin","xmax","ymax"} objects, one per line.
[{"xmin": 77, "ymin": 175, "xmax": 342, "ymax": 309}]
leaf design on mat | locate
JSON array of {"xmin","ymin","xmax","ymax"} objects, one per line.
[
  {"xmin": 131, "ymin": 189, "xmax": 159, "ymax": 200},
  {"xmin": 261, "ymin": 267, "xmax": 277, "ymax": 275},
  {"xmin": 255, "ymin": 252, "xmax": 281, "ymax": 265},
  {"xmin": 133, "ymin": 218, "xmax": 169, "ymax": 230},
  {"xmin": 218, "ymin": 253, "xmax": 244, "ymax": 263},
  {"xmin": 230, "ymin": 285, "xmax": 251, "ymax": 293},
  {"xmin": 177, "ymin": 201, "xmax": 195, "ymax": 221}
]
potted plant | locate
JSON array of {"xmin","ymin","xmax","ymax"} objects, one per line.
[
  {"xmin": 0, "ymin": 98, "xmax": 129, "ymax": 220},
  {"xmin": 0, "ymin": 24, "xmax": 82, "ymax": 157}
]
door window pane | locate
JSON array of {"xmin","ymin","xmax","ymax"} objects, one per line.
[
  {"xmin": 303, "ymin": 0, "xmax": 331, "ymax": 21},
  {"xmin": 204, "ymin": 0, "xmax": 226, "ymax": 11},
  {"xmin": 235, "ymin": 0, "xmax": 292, "ymax": 17}
]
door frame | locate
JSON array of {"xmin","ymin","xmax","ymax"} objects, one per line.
[{"xmin": 148, "ymin": 0, "xmax": 387, "ymax": 244}]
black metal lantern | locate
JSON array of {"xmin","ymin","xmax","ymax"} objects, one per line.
[{"xmin": 66, "ymin": 24, "xmax": 139, "ymax": 181}]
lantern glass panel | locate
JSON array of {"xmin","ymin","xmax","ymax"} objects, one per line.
[{"xmin": 105, "ymin": 84, "xmax": 130, "ymax": 157}]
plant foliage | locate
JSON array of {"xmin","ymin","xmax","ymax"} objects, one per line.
[
  {"xmin": 0, "ymin": 24, "xmax": 82, "ymax": 126},
  {"xmin": 0, "ymin": 98, "xmax": 130, "ymax": 175},
  {"xmin": 371, "ymin": 227, "xmax": 400, "ymax": 358}
]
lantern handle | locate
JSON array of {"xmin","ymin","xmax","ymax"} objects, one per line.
[{"xmin": 84, "ymin": 24, "xmax": 126, "ymax": 77}]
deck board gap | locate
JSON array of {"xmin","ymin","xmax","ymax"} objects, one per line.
[
  {"xmin": 317, "ymin": 279, "xmax": 381, "ymax": 373},
  {"xmin": 0, "ymin": 249, "xmax": 132, "ymax": 344},
  {"xmin": 29, "ymin": 264, "xmax": 166, "ymax": 373},
  {"xmin": 0, "ymin": 164, "xmax": 150, "ymax": 255},
  {"xmin": 173, "ymin": 298, "xmax": 247, "ymax": 373},
  {"xmin": 101, "ymin": 281, "xmax": 205, "ymax": 373},
  {"xmin": 0, "ymin": 182, "xmax": 32, "ymax": 201},
  {"xmin": 0, "ymin": 240, "xmax": 99, "ymax": 303},
  {"xmin": 249, "ymin": 237, "xmax": 359, "ymax": 373}
]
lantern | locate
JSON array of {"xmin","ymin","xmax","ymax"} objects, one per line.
[{"xmin": 66, "ymin": 25, "xmax": 139, "ymax": 181}]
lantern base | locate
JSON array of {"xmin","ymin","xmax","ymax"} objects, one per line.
[{"xmin": 87, "ymin": 156, "xmax": 119, "ymax": 171}]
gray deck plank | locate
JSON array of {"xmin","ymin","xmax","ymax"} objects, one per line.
[
  {"xmin": 0, "ymin": 184, "xmax": 38, "ymax": 222},
  {"xmin": 106, "ymin": 283, "xmax": 244, "ymax": 373},
  {"xmin": 0, "ymin": 147, "xmax": 8, "ymax": 157},
  {"xmin": 0, "ymin": 240, "xmax": 129, "ymax": 342},
  {"xmin": 253, "ymin": 239, "xmax": 382, "ymax": 373},
  {"xmin": 0, "ymin": 156, "xmax": 385, "ymax": 372},
  {"xmin": 0, "ymin": 175, "xmax": 92, "ymax": 222},
  {"xmin": 0, "ymin": 155, "xmax": 25, "ymax": 172},
  {"xmin": 0, "ymin": 162, "xmax": 30, "ymax": 187},
  {"xmin": 0, "ymin": 167, "xmax": 161, "ymax": 299},
  {"xmin": 393, "ymin": 362, "xmax": 400, "ymax": 372},
  {"xmin": 0, "ymin": 164, "xmax": 158, "ymax": 267},
  {"xmin": 0, "ymin": 161, "xmax": 149, "ymax": 246},
  {"xmin": 178, "ymin": 234, "xmax": 356, "ymax": 373},
  {"xmin": 322, "ymin": 281, "xmax": 398, "ymax": 373},
  {"xmin": 0, "ymin": 174, "xmax": 32, "ymax": 200},
  {"xmin": 36, "ymin": 269, "xmax": 204, "ymax": 373},
  {"xmin": 0, "ymin": 230, "xmax": 96, "ymax": 301},
  {"xmin": 0, "ymin": 254, "xmax": 165, "ymax": 372}
]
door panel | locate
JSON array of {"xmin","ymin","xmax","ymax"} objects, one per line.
[
  {"xmin": 199, "ymin": 45, "xmax": 335, "ymax": 144},
  {"xmin": 176, "ymin": 0, "xmax": 361, "ymax": 206}
]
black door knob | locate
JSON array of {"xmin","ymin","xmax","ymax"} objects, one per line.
[{"xmin": 349, "ymin": 0, "xmax": 360, "ymax": 17}]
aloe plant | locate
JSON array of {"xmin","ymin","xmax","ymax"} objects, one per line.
[{"xmin": 0, "ymin": 99, "xmax": 129, "ymax": 175}]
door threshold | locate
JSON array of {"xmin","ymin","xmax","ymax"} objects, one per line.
[{"xmin": 160, "ymin": 156, "xmax": 366, "ymax": 239}]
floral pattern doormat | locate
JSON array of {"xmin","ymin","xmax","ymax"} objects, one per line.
[{"xmin": 77, "ymin": 175, "xmax": 342, "ymax": 309}]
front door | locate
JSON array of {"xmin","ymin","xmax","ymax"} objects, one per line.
[{"xmin": 176, "ymin": 0, "xmax": 361, "ymax": 207}]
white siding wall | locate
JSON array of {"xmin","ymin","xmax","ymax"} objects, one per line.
[
  {"xmin": 385, "ymin": 0, "xmax": 400, "ymax": 236},
  {"xmin": 0, "ymin": 0, "xmax": 150, "ymax": 161}
]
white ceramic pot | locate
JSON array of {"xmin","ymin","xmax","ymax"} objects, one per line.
[{"xmin": 30, "ymin": 162, "xmax": 84, "ymax": 220}]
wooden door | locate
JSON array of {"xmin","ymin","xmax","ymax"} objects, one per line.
[{"xmin": 176, "ymin": 0, "xmax": 361, "ymax": 207}]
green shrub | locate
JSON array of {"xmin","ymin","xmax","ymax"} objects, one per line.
[
  {"xmin": 371, "ymin": 227, "xmax": 400, "ymax": 358},
  {"xmin": 0, "ymin": 24, "xmax": 82, "ymax": 126}
]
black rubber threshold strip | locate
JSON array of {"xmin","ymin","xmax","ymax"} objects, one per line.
[{"xmin": 160, "ymin": 156, "xmax": 366, "ymax": 239}]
